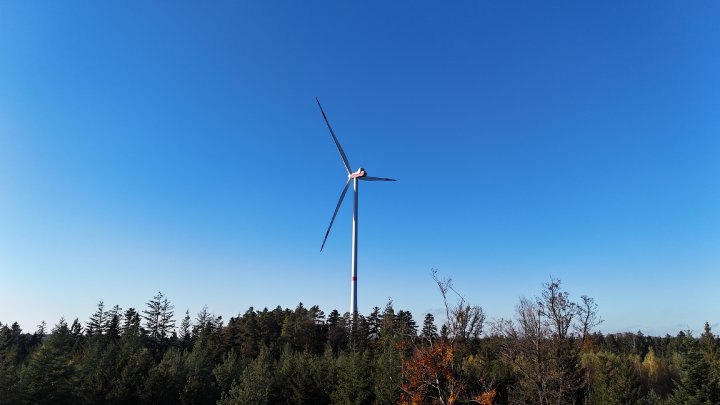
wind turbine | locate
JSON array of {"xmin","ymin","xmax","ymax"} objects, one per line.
[{"xmin": 317, "ymin": 98, "xmax": 396, "ymax": 317}]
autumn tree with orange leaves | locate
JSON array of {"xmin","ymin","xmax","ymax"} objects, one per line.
[{"xmin": 400, "ymin": 270, "xmax": 496, "ymax": 405}]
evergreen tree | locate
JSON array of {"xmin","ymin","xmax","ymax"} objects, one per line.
[
  {"xmin": 143, "ymin": 291, "xmax": 175, "ymax": 357},
  {"xmin": 379, "ymin": 300, "xmax": 396, "ymax": 339},
  {"xmin": 70, "ymin": 318, "xmax": 83, "ymax": 338},
  {"xmin": 87, "ymin": 300, "xmax": 107, "ymax": 336},
  {"xmin": 143, "ymin": 291, "xmax": 176, "ymax": 341},
  {"xmin": 333, "ymin": 350, "xmax": 374, "ymax": 405},
  {"xmin": 122, "ymin": 307, "xmax": 141, "ymax": 336},
  {"xmin": 105, "ymin": 305, "xmax": 122, "ymax": 341},
  {"xmin": 671, "ymin": 331, "xmax": 717, "ymax": 405},
  {"xmin": 276, "ymin": 348, "xmax": 332, "ymax": 403},
  {"xmin": 257, "ymin": 306, "xmax": 285, "ymax": 350},
  {"xmin": 105, "ymin": 327, "xmax": 153, "ymax": 404},
  {"xmin": 18, "ymin": 318, "xmax": 75, "ymax": 404},
  {"xmin": 179, "ymin": 309, "xmax": 192, "ymax": 349},
  {"xmin": 374, "ymin": 305, "xmax": 404, "ymax": 404},
  {"xmin": 421, "ymin": 313, "xmax": 438, "ymax": 344},
  {"xmin": 366, "ymin": 306, "xmax": 382, "ymax": 343},
  {"xmin": 141, "ymin": 346, "xmax": 187, "ymax": 404},
  {"xmin": 35, "ymin": 320, "xmax": 47, "ymax": 341},
  {"xmin": 0, "ymin": 322, "xmax": 23, "ymax": 404},
  {"xmin": 396, "ymin": 310, "xmax": 418, "ymax": 350},
  {"xmin": 74, "ymin": 335, "xmax": 120, "ymax": 404},
  {"xmin": 194, "ymin": 305, "xmax": 211, "ymax": 337},
  {"xmin": 212, "ymin": 349, "xmax": 245, "ymax": 397},
  {"xmin": 180, "ymin": 337, "xmax": 221, "ymax": 405},
  {"xmin": 349, "ymin": 313, "xmax": 370, "ymax": 352},
  {"xmin": 237, "ymin": 307, "xmax": 260, "ymax": 358},
  {"xmin": 583, "ymin": 351, "xmax": 642, "ymax": 405},
  {"xmin": 327, "ymin": 309, "xmax": 348, "ymax": 354},
  {"xmin": 218, "ymin": 348, "xmax": 275, "ymax": 405}
]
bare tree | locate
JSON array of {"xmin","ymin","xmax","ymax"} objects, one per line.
[
  {"xmin": 495, "ymin": 278, "xmax": 599, "ymax": 405},
  {"xmin": 433, "ymin": 269, "xmax": 486, "ymax": 343},
  {"xmin": 576, "ymin": 295, "xmax": 603, "ymax": 343},
  {"xmin": 541, "ymin": 278, "xmax": 576, "ymax": 340}
]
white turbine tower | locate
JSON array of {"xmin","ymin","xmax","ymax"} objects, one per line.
[{"xmin": 317, "ymin": 98, "xmax": 396, "ymax": 317}]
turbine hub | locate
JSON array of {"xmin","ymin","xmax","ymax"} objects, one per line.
[{"xmin": 349, "ymin": 168, "xmax": 366, "ymax": 179}]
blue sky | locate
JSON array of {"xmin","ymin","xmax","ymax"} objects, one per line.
[{"xmin": 1, "ymin": 2, "xmax": 718, "ymax": 336}]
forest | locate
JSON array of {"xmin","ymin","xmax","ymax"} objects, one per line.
[{"xmin": 0, "ymin": 275, "xmax": 718, "ymax": 405}]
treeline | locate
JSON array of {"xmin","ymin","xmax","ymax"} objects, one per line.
[{"xmin": 0, "ymin": 276, "xmax": 719, "ymax": 404}]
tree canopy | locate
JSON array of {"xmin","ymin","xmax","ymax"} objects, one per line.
[{"xmin": 0, "ymin": 277, "xmax": 717, "ymax": 404}]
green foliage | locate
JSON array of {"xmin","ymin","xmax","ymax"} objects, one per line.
[
  {"xmin": 332, "ymin": 350, "xmax": 373, "ymax": 405},
  {"xmin": 421, "ymin": 313, "xmax": 438, "ymax": 343},
  {"xmin": 583, "ymin": 351, "xmax": 643, "ymax": 405},
  {"xmin": 670, "ymin": 328, "xmax": 720, "ymax": 405},
  {"xmin": 212, "ymin": 349, "xmax": 245, "ymax": 396},
  {"xmin": 143, "ymin": 291, "xmax": 176, "ymax": 343},
  {"xmin": 141, "ymin": 346, "xmax": 187, "ymax": 404},
  {"xmin": 74, "ymin": 338, "xmax": 121, "ymax": 403},
  {"xmin": 0, "ymin": 287, "xmax": 719, "ymax": 405},
  {"xmin": 0, "ymin": 323, "xmax": 24, "ymax": 404},
  {"xmin": 17, "ymin": 318, "xmax": 75, "ymax": 405},
  {"xmin": 106, "ymin": 332, "xmax": 153, "ymax": 404},
  {"xmin": 276, "ymin": 347, "xmax": 334, "ymax": 403},
  {"xmin": 218, "ymin": 348, "xmax": 275, "ymax": 405},
  {"xmin": 326, "ymin": 309, "xmax": 348, "ymax": 353},
  {"xmin": 180, "ymin": 335, "xmax": 222, "ymax": 405},
  {"xmin": 373, "ymin": 326, "xmax": 403, "ymax": 403}
]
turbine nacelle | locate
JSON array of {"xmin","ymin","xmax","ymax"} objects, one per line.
[
  {"xmin": 348, "ymin": 167, "xmax": 396, "ymax": 183},
  {"xmin": 349, "ymin": 168, "xmax": 366, "ymax": 179}
]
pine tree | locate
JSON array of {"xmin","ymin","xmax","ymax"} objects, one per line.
[
  {"xmin": 276, "ymin": 349, "xmax": 332, "ymax": 403},
  {"xmin": 213, "ymin": 349, "xmax": 244, "ymax": 397},
  {"xmin": 194, "ymin": 305, "xmax": 211, "ymax": 337},
  {"xmin": 374, "ymin": 303, "xmax": 403, "ymax": 404},
  {"xmin": 672, "ymin": 331, "xmax": 717, "ymax": 405},
  {"xmin": 180, "ymin": 337, "xmax": 221, "ymax": 405},
  {"xmin": 18, "ymin": 318, "xmax": 75, "ymax": 404},
  {"xmin": 179, "ymin": 309, "xmax": 192, "ymax": 349},
  {"xmin": 584, "ymin": 351, "xmax": 642, "ymax": 405},
  {"xmin": 105, "ymin": 325, "xmax": 153, "ymax": 404},
  {"xmin": 218, "ymin": 348, "xmax": 275, "ymax": 405},
  {"xmin": 333, "ymin": 350, "xmax": 374, "ymax": 405},
  {"xmin": 122, "ymin": 308, "xmax": 141, "ymax": 336},
  {"xmin": 257, "ymin": 306, "xmax": 285, "ymax": 349},
  {"xmin": 143, "ymin": 292, "xmax": 175, "ymax": 341},
  {"xmin": 326, "ymin": 309, "xmax": 347, "ymax": 353},
  {"xmin": 106, "ymin": 305, "xmax": 122, "ymax": 341},
  {"xmin": 0, "ymin": 322, "xmax": 23, "ymax": 403},
  {"xmin": 396, "ymin": 310, "xmax": 418, "ymax": 341},
  {"xmin": 237, "ymin": 307, "xmax": 260, "ymax": 358},
  {"xmin": 35, "ymin": 321, "xmax": 47, "ymax": 341},
  {"xmin": 421, "ymin": 313, "xmax": 438, "ymax": 344},
  {"xmin": 70, "ymin": 318, "xmax": 83, "ymax": 337},
  {"xmin": 141, "ymin": 346, "xmax": 187, "ymax": 404},
  {"xmin": 366, "ymin": 306, "xmax": 382, "ymax": 342},
  {"xmin": 87, "ymin": 300, "xmax": 107, "ymax": 336}
]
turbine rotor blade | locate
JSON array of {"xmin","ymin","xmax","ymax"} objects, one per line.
[
  {"xmin": 360, "ymin": 176, "xmax": 396, "ymax": 181},
  {"xmin": 321, "ymin": 179, "xmax": 352, "ymax": 252},
  {"xmin": 316, "ymin": 98, "xmax": 352, "ymax": 174}
]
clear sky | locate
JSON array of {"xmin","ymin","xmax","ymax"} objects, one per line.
[{"xmin": 1, "ymin": 2, "xmax": 718, "ymax": 336}]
